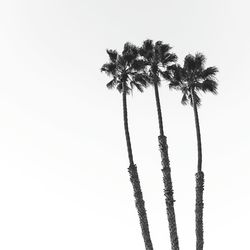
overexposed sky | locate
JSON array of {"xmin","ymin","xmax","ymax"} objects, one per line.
[{"xmin": 0, "ymin": 0, "xmax": 249, "ymax": 249}]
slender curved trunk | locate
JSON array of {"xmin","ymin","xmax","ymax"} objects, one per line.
[
  {"xmin": 154, "ymin": 81, "xmax": 179, "ymax": 250},
  {"xmin": 191, "ymin": 88, "xmax": 204, "ymax": 250},
  {"xmin": 122, "ymin": 84, "xmax": 154, "ymax": 250}
]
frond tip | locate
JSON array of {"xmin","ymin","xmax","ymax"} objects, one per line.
[
  {"xmin": 106, "ymin": 79, "xmax": 116, "ymax": 89},
  {"xmin": 106, "ymin": 49, "xmax": 118, "ymax": 63},
  {"xmin": 201, "ymin": 66, "xmax": 218, "ymax": 79},
  {"xmin": 101, "ymin": 62, "xmax": 116, "ymax": 75},
  {"xmin": 181, "ymin": 93, "xmax": 188, "ymax": 105},
  {"xmin": 202, "ymin": 79, "xmax": 218, "ymax": 94}
]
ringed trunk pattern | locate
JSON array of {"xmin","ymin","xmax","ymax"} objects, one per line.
[
  {"xmin": 154, "ymin": 82, "xmax": 179, "ymax": 250},
  {"xmin": 122, "ymin": 86, "xmax": 154, "ymax": 250},
  {"xmin": 128, "ymin": 164, "xmax": 154, "ymax": 250},
  {"xmin": 191, "ymin": 88, "xmax": 204, "ymax": 250},
  {"xmin": 159, "ymin": 135, "xmax": 179, "ymax": 250},
  {"xmin": 195, "ymin": 171, "xmax": 204, "ymax": 250}
]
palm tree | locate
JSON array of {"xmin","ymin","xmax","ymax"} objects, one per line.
[
  {"xmin": 101, "ymin": 42, "xmax": 154, "ymax": 250},
  {"xmin": 169, "ymin": 53, "xmax": 218, "ymax": 250},
  {"xmin": 139, "ymin": 39, "xmax": 179, "ymax": 250}
]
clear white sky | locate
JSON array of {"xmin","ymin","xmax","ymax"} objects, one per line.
[{"xmin": 0, "ymin": 0, "xmax": 249, "ymax": 249}]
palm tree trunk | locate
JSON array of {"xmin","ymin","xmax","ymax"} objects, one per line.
[
  {"xmin": 154, "ymin": 82, "xmax": 179, "ymax": 250},
  {"xmin": 122, "ymin": 86, "xmax": 154, "ymax": 250},
  {"xmin": 191, "ymin": 89, "xmax": 204, "ymax": 250},
  {"xmin": 153, "ymin": 81, "xmax": 164, "ymax": 136}
]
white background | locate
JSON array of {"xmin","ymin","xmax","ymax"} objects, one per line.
[{"xmin": 0, "ymin": 0, "xmax": 249, "ymax": 249}]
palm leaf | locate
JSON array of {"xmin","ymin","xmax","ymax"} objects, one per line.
[
  {"xmin": 140, "ymin": 39, "xmax": 154, "ymax": 60},
  {"xmin": 181, "ymin": 93, "xmax": 189, "ymax": 105},
  {"xmin": 195, "ymin": 53, "xmax": 206, "ymax": 70},
  {"xmin": 171, "ymin": 64, "xmax": 183, "ymax": 82},
  {"xmin": 184, "ymin": 54, "xmax": 196, "ymax": 72},
  {"xmin": 117, "ymin": 82, "xmax": 131, "ymax": 94},
  {"xmin": 161, "ymin": 44, "xmax": 171, "ymax": 54},
  {"xmin": 106, "ymin": 79, "xmax": 116, "ymax": 89},
  {"xmin": 122, "ymin": 42, "xmax": 138, "ymax": 63},
  {"xmin": 131, "ymin": 81, "xmax": 144, "ymax": 92},
  {"xmin": 160, "ymin": 69, "xmax": 171, "ymax": 81},
  {"xmin": 202, "ymin": 79, "xmax": 218, "ymax": 94},
  {"xmin": 169, "ymin": 80, "xmax": 182, "ymax": 90},
  {"xmin": 116, "ymin": 82, "xmax": 123, "ymax": 93},
  {"xmin": 155, "ymin": 41, "xmax": 163, "ymax": 60},
  {"xmin": 101, "ymin": 62, "xmax": 116, "ymax": 76},
  {"xmin": 131, "ymin": 59, "xmax": 147, "ymax": 71},
  {"xmin": 201, "ymin": 66, "xmax": 218, "ymax": 79},
  {"xmin": 162, "ymin": 53, "xmax": 178, "ymax": 65},
  {"xmin": 133, "ymin": 73, "xmax": 149, "ymax": 88},
  {"xmin": 106, "ymin": 49, "xmax": 118, "ymax": 63}
]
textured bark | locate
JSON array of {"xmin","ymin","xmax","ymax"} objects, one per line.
[
  {"xmin": 195, "ymin": 171, "xmax": 204, "ymax": 250},
  {"xmin": 122, "ymin": 83, "xmax": 154, "ymax": 250},
  {"xmin": 152, "ymin": 80, "xmax": 179, "ymax": 249},
  {"xmin": 191, "ymin": 88, "xmax": 204, "ymax": 250},
  {"xmin": 128, "ymin": 164, "xmax": 154, "ymax": 250},
  {"xmin": 153, "ymin": 80, "xmax": 179, "ymax": 249},
  {"xmin": 159, "ymin": 135, "xmax": 179, "ymax": 250}
]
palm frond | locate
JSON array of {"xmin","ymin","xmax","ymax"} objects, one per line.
[
  {"xmin": 160, "ymin": 69, "xmax": 171, "ymax": 81},
  {"xmin": 101, "ymin": 62, "xmax": 116, "ymax": 76},
  {"xmin": 106, "ymin": 49, "xmax": 118, "ymax": 63},
  {"xmin": 155, "ymin": 40, "xmax": 163, "ymax": 48},
  {"xmin": 184, "ymin": 54, "xmax": 196, "ymax": 72},
  {"xmin": 139, "ymin": 39, "xmax": 154, "ymax": 60},
  {"xmin": 154, "ymin": 41, "xmax": 162, "ymax": 59},
  {"xmin": 123, "ymin": 42, "xmax": 138, "ymax": 54},
  {"xmin": 131, "ymin": 59, "xmax": 147, "ymax": 71},
  {"xmin": 131, "ymin": 81, "xmax": 144, "ymax": 92},
  {"xmin": 162, "ymin": 53, "xmax": 178, "ymax": 64},
  {"xmin": 122, "ymin": 42, "xmax": 138, "ymax": 63},
  {"xmin": 171, "ymin": 64, "xmax": 183, "ymax": 82},
  {"xmin": 117, "ymin": 82, "xmax": 131, "ymax": 94},
  {"xmin": 143, "ymin": 39, "xmax": 154, "ymax": 50},
  {"xmin": 195, "ymin": 53, "xmax": 206, "ymax": 70},
  {"xmin": 167, "ymin": 64, "xmax": 177, "ymax": 71},
  {"xmin": 133, "ymin": 73, "xmax": 149, "ymax": 88},
  {"xmin": 158, "ymin": 43, "xmax": 172, "ymax": 61},
  {"xmin": 181, "ymin": 93, "xmax": 189, "ymax": 105},
  {"xmin": 116, "ymin": 55, "xmax": 126, "ymax": 69},
  {"xmin": 202, "ymin": 79, "xmax": 218, "ymax": 94},
  {"xmin": 106, "ymin": 79, "xmax": 116, "ymax": 89},
  {"xmin": 161, "ymin": 43, "xmax": 171, "ymax": 54},
  {"xmin": 201, "ymin": 66, "xmax": 218, "ymax": 79},
  {"xmin": 169, "ymin": 80, "xmax": 182, "ymax": 90},
  {"xmin": 116, "ymin": 82, "xmax": 123, "ymax": 93}
]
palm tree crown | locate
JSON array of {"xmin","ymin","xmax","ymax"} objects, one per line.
[
  {"xmin": 101, "ymin": 42, "xmax": 149, "ymax": 93},
  {"xmin": 139, "ymin": 39, "xmax": 178, "ymax": 85},
  {"xmin": 169, "ymin": 53, "xmax": 218, "ymax": 105}
]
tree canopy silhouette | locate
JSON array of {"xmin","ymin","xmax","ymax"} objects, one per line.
[{"xmin": 170, "ymin": 52, "xmax": 218, "ymax": 250}]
